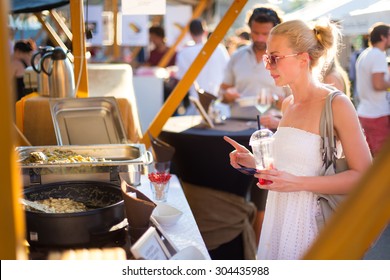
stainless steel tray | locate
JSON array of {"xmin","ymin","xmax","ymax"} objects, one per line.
[
  {"xmin": 49, "ymin": 97, "xmax": 127, "ymax": 145},
  {"xmin": 17, "ymin": 144, "xmax": 153, "ymax": 186}
]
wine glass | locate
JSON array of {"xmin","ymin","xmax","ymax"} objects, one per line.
[{"xmin": 255, "ymin": 88, "xmax": 273, "ymax": 114}]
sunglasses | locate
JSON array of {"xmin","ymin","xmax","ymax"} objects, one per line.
[{"xmin": 262, "ymin": 53, "xmax": 301, "ymax": 69}]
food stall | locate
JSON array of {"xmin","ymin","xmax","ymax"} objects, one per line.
[{"xmin": 2, "ymin": 0, "xmax": 390, "ymax": 261}]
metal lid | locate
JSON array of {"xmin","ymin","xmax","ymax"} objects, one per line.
[
  {"xmin": 49, "ymin": 97, "xmax": 127, "ymax": 145},
  {"xmin": 51, "ymin": 47, "xmax": 67, "ymax": 60}
]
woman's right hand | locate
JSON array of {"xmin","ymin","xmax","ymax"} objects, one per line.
[{"xmin": 223, "ymin": 136, "xmax": 256, "ymax": 169}]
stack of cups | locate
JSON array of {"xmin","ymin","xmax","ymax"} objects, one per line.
[{"xmin": 249, "ymin": 129, "xmax": 274, "ymax": 185}]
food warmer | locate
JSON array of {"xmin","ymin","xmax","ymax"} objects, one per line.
[{"xmin": 16, "ymin": 144, "xmax": 153, "ymax": 249}]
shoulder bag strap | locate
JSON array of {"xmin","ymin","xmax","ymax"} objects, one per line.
[{"xmin": 320, "ymin": 91, "xmax": 342, "ymax": 168}]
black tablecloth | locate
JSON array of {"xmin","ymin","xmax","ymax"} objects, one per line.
[{"xmin": 160, "ymin": 117, "xmax": 258, "ymax": 198}]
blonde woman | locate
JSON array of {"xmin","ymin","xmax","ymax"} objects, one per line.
[{"xmin": 225, "ymin": 19, "xmax": 371, "ymax": 259}]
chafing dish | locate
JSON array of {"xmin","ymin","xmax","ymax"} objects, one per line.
[{"xmin": 16, "ymin": 144, "xmax": 153, "ymax": 186}]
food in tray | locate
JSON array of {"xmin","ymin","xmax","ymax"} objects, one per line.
[
  {"xmin": 25, "ymin": 198, "xmax": 87, "ymax": 213},
  {"xmin": 21, "ymin": 149, "xmax": 109, "ymax": 164}
]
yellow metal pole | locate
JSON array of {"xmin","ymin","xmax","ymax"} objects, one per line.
[
  {"xmin": 157, "ymin": 0, "xmax": 208, "ymax": 68},
  {"xmin": 142, "ymin": 0, "xmax": 248, "ymax": 148},
  {"xmin": 49, "ymin": 10, "xmax": 73, "ymax": 43},
  {"xmin": 112, "ymin": 0, "xmax": 120, "ymax": 60},
  {"xmin": 0, "ymin": 0, "xmax": 27, "ymax": 260},
  {"xmin": 70, "ymin": 0, "xmax": 89, "ymax": 98},
  {"xmin": 304, "ymin": 139, "xmax": 390, "ymax": 259},
  {"xmin": 34, "ymin": 12, "xmax": 74, "ymax": 62}
]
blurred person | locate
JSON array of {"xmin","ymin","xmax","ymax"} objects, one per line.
[
  {"xmin": 235, "ymin": 27, "xmax": 251, "ymax": 49},
  {"xmin": 176, "ymin": 19, "xmax": 229, "ymax": 115},
  {"xmin": 224, "ymin": 28, "xmax": 251, "ymax": 56},
  {"xmin": 225, "ymin": 18, "xmax": 371, "ymax": 259},
  {"xmin": 224, "ymin": 35, "xmax": 240, "ymax": 56},
  {"xmin": 219, "ymin": 5, "xmax": 287, "ymax": 122},
  {"xmin": 356, "ymin": 23, "xmax": 390, "ymax": 156},
  {"xmin": 237, "ymin": 28, "xmax": 250, "ymax": 41},
  {"xmin": 11, "ymin": 39, "xmax": 36, "ymax": 101},
  {"xmin": 322, "ymin": 57, "xmax": 351, "ymax": 98},
  {"xmin": 146, "ymin": 26, "xmax": 176, "ymax": 67},
  {"xmin": 349, "ymin": 35, "xmax": 369, "ymax": 104}
]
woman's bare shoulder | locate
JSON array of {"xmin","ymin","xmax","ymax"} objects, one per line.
[{"xmin": 281, "ymin": 94, "xmax": 293, "ymax": 113}]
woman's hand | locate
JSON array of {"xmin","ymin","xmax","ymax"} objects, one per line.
[
  {"xmin": 254, "ymin": 169, "xmax": 302, "ymax": 192},
  {"xmin": 223, "ymin": 136, "xmax": 255, "ymax": 169}
]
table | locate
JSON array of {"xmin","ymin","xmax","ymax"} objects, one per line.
[
  {"xmin": 160, "ymin": 115, "xmax": 258, "ymax": 197},
  {"xmin": 137, "ymin": 174, "xmax": 211, "ymax": 260}
]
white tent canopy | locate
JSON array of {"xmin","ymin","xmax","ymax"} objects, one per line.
[
  {"xmin": 342, "ymin": 0, "xmax": 390, "ymax": 35},
  {"xmin": 284, "ymin": 0, "xmax": 382, "ymax": 22}
]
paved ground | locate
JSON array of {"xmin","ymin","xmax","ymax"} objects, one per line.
[{"xmin": 363, "ymin": 223, "xmax": 390, "ymax": 260}]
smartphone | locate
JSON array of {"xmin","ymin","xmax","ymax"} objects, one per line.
[{"xmin": 236, "ymin": 164, "xmax": 257, "ymax": 176}]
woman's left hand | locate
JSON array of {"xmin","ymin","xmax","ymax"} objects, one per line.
[{"xmin": 254, "ymin": 169, "xmax": 301, "ymax": 192}]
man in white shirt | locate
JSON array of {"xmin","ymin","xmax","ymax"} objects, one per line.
[
  {"xmin": 219, "ymin": 6, "xmax": 285, "ymax": 121},
  {"xmin": 176, "ymin": 19, "xmax": 230, "ymax": 115},
  {"xmin": 356, "ymin": 22, "xmax": 390, "ymax": 156}
]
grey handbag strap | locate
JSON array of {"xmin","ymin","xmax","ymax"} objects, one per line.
[{"xmin": 320, "ymin": 91, "xmax": 343, "ymax": 168}]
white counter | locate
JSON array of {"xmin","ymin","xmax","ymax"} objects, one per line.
[{"xmin": 137, "ymin": 174, "xmax": 210, "ymax": 260}]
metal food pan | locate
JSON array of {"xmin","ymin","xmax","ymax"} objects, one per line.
[
  {"xmin": 49, "ymin": 97, "xmax": 127, "ymax": 145},
  {"xmin": 16, "ymin": 144, "xmax": 153, "ymax": 186}
]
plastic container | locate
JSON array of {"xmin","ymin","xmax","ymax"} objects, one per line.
[{"xmin": 249, "ymin": 129, "xmax": 274, "ymax": 185}]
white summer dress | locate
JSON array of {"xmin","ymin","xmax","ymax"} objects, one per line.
[{"xmin": 257, "ymin": 127, "xmax": 324, "ymax": 260}]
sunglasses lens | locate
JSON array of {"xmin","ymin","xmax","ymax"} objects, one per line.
[
  {"xmin": 263, "ymin": 55, "xmax": 277, "ymax": 68},
  {"xmin": 270, "ymin": 55, "xmax": 277, "ymax": 66}
]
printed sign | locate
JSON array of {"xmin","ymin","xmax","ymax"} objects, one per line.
[
  {"xmin": 85, "ymin": 5, "xmax": 104, "ymax": 46},
  {"xmin": 118, "ymin": 13, "xmax": 149, "ymax": 46}
]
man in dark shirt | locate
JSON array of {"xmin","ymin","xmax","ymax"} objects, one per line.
[{"xmin": 146, "ymin": 26, "xmax": 176, "ymax": 67}]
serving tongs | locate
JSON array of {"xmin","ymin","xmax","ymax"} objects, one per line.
[{"xmin": 20, "ymin": 198, "xmax": 56, "ymax": 213}]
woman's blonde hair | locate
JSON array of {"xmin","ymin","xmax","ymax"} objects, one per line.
[{"xmin": 270, "ymin": 18, "xmax": 341, "ymax": 78}]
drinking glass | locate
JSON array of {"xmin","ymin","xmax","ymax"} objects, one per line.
[
  {"xmin": 249, "ymin": 129, "xmax": 274, "ymax": 185},
  {"xmin": 256, "ymin": 88, "xmax": 273, "ymax": 114},
  {"xmin": 148, "ymin": 171, "xmax": 171, "ymax": 202},
  {"xmin": 150, "ymin": 180, "xmax": 170, "ymax": 202}
]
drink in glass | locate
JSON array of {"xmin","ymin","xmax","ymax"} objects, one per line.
[{"xmin": 249, "ymin": 129, "xmax": 274, "ymax": 185}]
